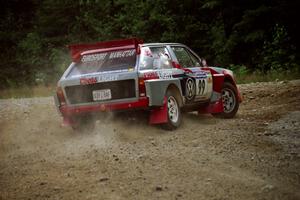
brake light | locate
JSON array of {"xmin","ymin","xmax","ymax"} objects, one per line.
[
  {"xmin": 138, "ymin": 78, "xmax": 146, "ymax": 97},
  {"xmin": 56, "ymin": 87, "xmax": 66, "ymax": 106}
]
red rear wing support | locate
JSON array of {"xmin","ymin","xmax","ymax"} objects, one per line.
[{"xmin": 68, "ymin": 38, "xmax": 143, "ymax": 62}]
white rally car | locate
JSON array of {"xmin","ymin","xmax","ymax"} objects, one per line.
[{"xmin": 54, "ymin": 38, "xmax": 242, "ymax": 130}]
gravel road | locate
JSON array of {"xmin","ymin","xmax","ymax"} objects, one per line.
[{"xmin": 0, "ymin": 80, "xmax": 300, "ymax": 200}]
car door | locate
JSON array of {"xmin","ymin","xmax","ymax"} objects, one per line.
[
  {"xmin": 170, "ymin": 46, "xmax": 212, "ymax": 102},
  {"xmin": 138, "ymin": 45, "xmax": 184, "ymax": 106}
]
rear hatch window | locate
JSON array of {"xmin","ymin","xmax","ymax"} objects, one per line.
[{"xmin": 67, "ymin": 49, "xmax": 136, "ymax": 77}]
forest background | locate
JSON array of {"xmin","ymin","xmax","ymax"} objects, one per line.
[{"xmin": 1, "ymin": 0, "xmax": 299, "ymax": 89}]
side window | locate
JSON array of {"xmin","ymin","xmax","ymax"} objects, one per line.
[
  {"xmin": 187, "ymin": 50, "xmax": 201, "ymax": 67},
  {"xmin": 172, "ymin": 47, "xmax": 200, "ymax": 68},
  {"xmin": 139, "ymin": 46, "xmax": 172, "ymax": 70}
]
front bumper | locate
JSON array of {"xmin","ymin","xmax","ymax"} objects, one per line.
[
  {"xmin": 59, "ymin": 97, "xmax": 149, "ymax": 117},
  {"xmin": 236, "ymin": 86, "xmax": 243, "ymax": 102}
]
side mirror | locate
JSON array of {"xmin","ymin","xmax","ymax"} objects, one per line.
[{"xmin": 201, "ymin": 59, "xmax": 208, "ymax": 67}]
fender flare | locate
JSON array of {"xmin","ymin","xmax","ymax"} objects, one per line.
[{"xmin": 145, "ymin": 79, "xmax": 183, "ymax": 106}]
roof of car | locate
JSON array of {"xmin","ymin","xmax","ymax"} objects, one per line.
[{"xmin": 142, "ymin": 43, "xmax": 185, "ymax": 47}]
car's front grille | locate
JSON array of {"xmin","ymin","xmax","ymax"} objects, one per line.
[{"xmin": 65, "ymin": 79, "xmax": 136, "ymax": 104}]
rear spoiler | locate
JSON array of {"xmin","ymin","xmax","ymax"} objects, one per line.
[{"xmin": 68, "ymin": 38, "xmax": 143, "ymax": 62}]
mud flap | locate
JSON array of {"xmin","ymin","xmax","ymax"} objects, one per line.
[
  {"xmin": 149, "ymin": 97, "xmax": 168, "ymax": 124},
  {"xmin": 53, "ymin": 94, "xmax": 62, "ymax": 115},
  {"xmin": 62, "ymin": 116, "xmax": 76, "ymax": 127},
  {"xmin": 198, "ymin": 98, "xmax": 223, "ymax": 114},
  {"xmin": 212, "ymin": 74, "xmax": 224, "ymax": 93}
]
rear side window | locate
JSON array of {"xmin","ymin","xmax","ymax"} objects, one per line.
[
  {"xmin": 139, "ymin": 46, "xmax": 172, "ymax": 70},
  {"xmin": 67, "ymin": 49, "xmax": 136, "ymax": 77}
]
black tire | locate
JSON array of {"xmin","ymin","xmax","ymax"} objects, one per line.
[
  {"xmin": 161, "ymin": 90, "xmax": 182, "ymax": 130},
  {"xmin": 212, "ymin": 82, "xmax": 239, "ymax": 118},
  {"xmin": 71, "ymin": 115, "xmax": 95, "ymax": 132}
]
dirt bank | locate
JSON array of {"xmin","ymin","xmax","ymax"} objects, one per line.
[{"xmin": 0, "ymin": 80, "xmax": 300, "ymax": 200}]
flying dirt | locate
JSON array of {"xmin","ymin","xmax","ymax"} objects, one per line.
[{"xmin": 0, "ymin": 80, "xmax": 300, "ymax": 200}]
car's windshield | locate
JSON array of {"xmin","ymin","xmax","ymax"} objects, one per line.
[{"xmin": 67, "ymin": 49, "xmax": 136, "ymax": 77}]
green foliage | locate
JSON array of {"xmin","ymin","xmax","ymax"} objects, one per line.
[
  {"xmin": 229, "ymin": 64, "xmax": 300, "ymax": 84},
  {"xmin": 229, "ymin": 65, "xmax": 249, "ymax": 76},
  {"xmin": 260, "ymin": 24, "xmax": 298, "ymax": 71},
  {"xmin": 17, "ymin": 32, "xmax": 43, "ymax": 66},
  {"xmin": 233, "ymin": 68, "xmax": 300, "ymax": 84},
  {"xmin": 0, "ymin": 0, "xmax": 299, "ymax": 89}
]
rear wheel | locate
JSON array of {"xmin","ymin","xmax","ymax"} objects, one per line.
[
  {"xmin": 162, "ymin": 90, "xmax": 182, "ymax": 130},
  {"xmin": 71, "ymin": 115, "xmax": 95, "ymax": 132},
  {"xmin": 212, "ymin": 82, "xmax": 239, "ymax": 118}
]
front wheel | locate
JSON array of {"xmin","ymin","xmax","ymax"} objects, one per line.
[
  {"xmin": 212, "ymin": 82, "xmax": 239, "ymax": 118},
  {"xmin": 161, "ymin": 90, "xmax": 182, "ymax": 130}
]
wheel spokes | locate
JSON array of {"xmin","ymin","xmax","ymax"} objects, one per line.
[
  {"xmin": 222, "ymin": 88, "xmax": 236, "ymax": 113},
  {"xmin": 167, "ymin": 96, "xmax": 179, "ymax": 123}
]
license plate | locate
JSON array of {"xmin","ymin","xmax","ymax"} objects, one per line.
[{"xmin": 92, "ymin": 89, "xmax": 111, "ymax": 101}]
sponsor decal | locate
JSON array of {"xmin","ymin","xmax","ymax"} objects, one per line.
[
  {"xmin": 143, "ymin": 70, "xmax": 173, "ymax": 80},
  {"xmin": 186, "ymin": 78, "xmax": 196, "ymax": 100},
  {"xmin": 80, "ymin": 77, "xmax": 97, "ymax": 85},
  {"xmin": 81, "ymin": 53, "xmax": 107, "ymax": 63},
  {"xmin": 80, "ymin": 74, "xmax": 119, "ymax": 85},
  {"xmin": 98, "ymin": 74, "xmax": 119, "ymax": 82},
  {"xmin": 194, "ymin": 71, "xmax": 208, "ymax": 79},
  {"xmin": 157, "ymin": 70, "xmax": 172, "ymax": 79},
  {"xmin": 81, "ymin": 49, "xmax": 135, "ymax": 63},
  {"xmin": 143, "ymin": 71, "xmax": 158, "ymax": 79},
  {"xmin": 109, "ymin": 49, "xmax": 135, "ymax": 59}
]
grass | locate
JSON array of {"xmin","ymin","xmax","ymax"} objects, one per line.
[{"xmin": 234, "ymin": 69, "xmax": 300, "ymax": 84}]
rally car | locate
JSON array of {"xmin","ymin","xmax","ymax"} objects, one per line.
[{"xmin": 54, "ymin": 38, "xmax": 242, "ymax": 130}]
